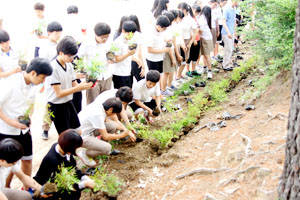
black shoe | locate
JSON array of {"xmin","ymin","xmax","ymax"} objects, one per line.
[
  {"xmin": 110, "ymin": 149, "xmax": 121, "ymax": 156},
  {"xmin": 191, "ymin": 70, "xmax": 201, "ymax": 76},
  {"xmin": 41, "ymin": 131, "xmax": 48, "ymax": 140},
  {"xmin": 223, "ymin": 67, "xmax": 233, "ymax": 71}
]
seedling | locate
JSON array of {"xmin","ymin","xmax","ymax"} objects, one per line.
[
  {"xmin": 85, "ymin": 56, "xmax": 105, "ymax": 84},
  {"xmin": 74, "ymin": 57, "xmax": 88, "ymax": 74},
  {"xmin": 127, "ymin": 32, "xmax": 137, "ymax": 50},
  {"xmin": 106, "ymin": 44, "xmax": 119, "ymax": 61},
  {"xmin": 18, "ymin": 104, "xmax": 34, "ymax": 127},
  {"xmin": 18, "ymin": 51, "xmax": 28, "ymax": 71},
  {"xmin": 54, "ymin": 164, "xmax": 80, "ymax": 194},
  {"xmin": 35, "ymin": 21, "xmax": 46, "ymax": 36},
  {"xmin": 44, "ymin": 104, "xmax": 55, "ymax": 127}
]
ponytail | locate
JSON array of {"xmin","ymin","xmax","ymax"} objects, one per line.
[{"xmin": 187, "ymin": 5, "xmax": 194, "ymax": 18}]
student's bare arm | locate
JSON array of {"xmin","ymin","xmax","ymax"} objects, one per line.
[
  {"xmin": 0, "ymin": 67, "xmax": 21, "ymax": 78},
  {"xmin": 154, "ymin": 96, "xmax": 161, "ymax": 112},
  {"xmin": 222, "ymin": 19, "xmax": 232, "ymax": 38},
  {"xmin": 188, "ymin": 29, "xmax": 199, "ymax": 48},
  {"xmin": 14, "ymin": 170, "xmax": 42, "ymax": 191},
  {"xmin": 0, "ymin": 108, "xmax": 27, "ymax": 129},
  {"xmin": 115, "ymin": 49, "xmax": 136, "ymax": 63},
  {"xmin": 99, "ymin": 128, "xmax": 129, "ymax": 141},
  {"xmin": 52, "ymin": 82, "xmax": 92, "ymax": 98},
  {"xmin": 148, "ymin": 47, "xmax": 170, "ymax": 54},
  {"xmin": 0, "ymin": 191, "xmax": 8, "ymax": 200}
]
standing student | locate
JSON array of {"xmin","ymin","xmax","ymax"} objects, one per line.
[
  {"xmin": 112, "ymin": 21, "xmax": 137, "ymax": 89},
  {"xmin": 211, "ymin": 0, "xmax": 223, "ymax": 60},
  {"xmin": 0, "ymin": 30, "xmax": 21, "ymax": 79},
  {"xmin": 45, "ymin": 36, "xmax": 93, "ymax": 135},
  {"xmin": 113, "ymin": 16, "xmax": 129, "ymax": 41},
  {"xmin": 222, "ymin": 0, "xmax": 236, "ymax": 71},
  {"xmin": 153, "ymin": 0, "xmax": 169, "ymax": 19},
  {"xmin": 78, "ymin": 22, "xmax": 113, "ymax": 104},
  {"xmin": 0, "ymin": 58, "xmax": 53, "ymax": 187},
  {"xmin": 177, "ymin": 2, "xmax": 198, "ymax": 78}
]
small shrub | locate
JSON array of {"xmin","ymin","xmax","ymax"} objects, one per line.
[{"xmin": 54, "ymin": 165, "xmax": 80, "ymax": 194}]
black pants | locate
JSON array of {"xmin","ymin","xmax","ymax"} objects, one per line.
[
  {"xmin": 187, "ymin": 41, "xmax": 200, "ymax": 63},
  {"xmin": 113, "ymin": 75, "xmax": 133, "ymax": 89},
  {"xmin": 129, "ymin": 99, "xmax": 157, "ymax": 112},
  {"xmin": 72, "ymin": 80, "xmax": 82, "ymax": 113},
  {"xmin": 34, "ymin": 47, "xmax": 40, "ymax": 58},
  {"xmin": 131, "ymin": 61, "xmax": 144, "ymax": 82}
]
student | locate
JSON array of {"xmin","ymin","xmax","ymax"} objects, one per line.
[
  {"xmin": 211, "ymin": 0, "xmax": 223, "ymax": 61},
  {"xmin": 112, "ymin": 21, "xmax": 137, "ymax": 89},
  {"xmin": 45, "ymin": 36, "xmax": 93, "ymax": 135},
  {"xmin": 32, "ymin": 2, "xmax": 48, "ymax": 57},
  {"xmin": 0, "ymin": 138, "xmax": 42, "ymax": 200},
  {"xmin": 78, "ymin": 22, "xmax": 113, "ymax": 104},
  {"xmin": 145, "ymin": 15, "xmax": 170, "ymax": 77},
  {"xmin": 34, "ymin": 130, "xmax": 95, "ymax": 200},
  {"xmin": 77, "ymin": 97, "xmax": 135, "ymax": 166},
  {"xmin": 0, "ymin": 58, "xmax": 53, "ymax": 186},
  {"xmin": 198, "ymin": 6, "xmax": 214, "ymax": 79},
  {"xmin": 0, "ymin": 30, "xmax": 21, "ymax": 79},
  {"xmin": 177, "ymin": 2, "xmax": 198, "ymax": 78},
  {"xmin": 129, "ymin": 70, "xmax": 161, "ymax": 123},
  {"xmin": 153, "ymin": 0, "xmax": 169, "ymax": 19},
  {"xmin": 222, "ymin": 0, "xmax": 236, "ymax": 71},
  {"xmin": 113, "ymin": 16, "xmax": 129, "ymax": 41}
]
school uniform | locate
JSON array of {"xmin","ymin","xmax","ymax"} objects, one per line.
[
  {"xmin": 0, "ymin": 72, "xmax": 38, "ymax": 160},
  {"xmin": 187, "ymin": 16, "xmax": 201, "ymax": 64},
  {"xmin": 131, "ymin": 31, "xmax": 144, "ymax": 82},
  {"xmin": 78, "ymin": 38, "xmax": 113, "ymax": 104},
  {"xmin": 198, "ymin": 15, "xmax": 213, "ymax": 56},
  {"xmin": 216, "ymin": 7, "xmax": 223, "ymax": 43},
  {"xmin": 112, "ymin": 33, "xmax": 134, "ymax": 89},
  {"xmin": 45, "ymin": 59, "xmax": 80, "ymax": 134},
  {"xmin": 181, "ymin": 15, "xmax": 197, "ymax": 61},
  {"xmin": 39, "ymin": 40, "xmax": 57, "ymax": 62},
  {"xmin": 145, "ymin": 27, "xmax": 165, "ymax": 73},
  {"xmin": 0, "ymin": 47, "xmax": 20, "ymax": 80},
  {"xmin": 32, "ymin": 17, "xmax": 47, "ymax": 57},
  {"xmin": 163, "ymin": 24, "xmax": 177, "ymax": 73}
]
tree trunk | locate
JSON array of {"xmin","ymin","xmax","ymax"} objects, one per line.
[{"xmin": 278, "ymin": 2, "xmax": 300, "ymax": 199}]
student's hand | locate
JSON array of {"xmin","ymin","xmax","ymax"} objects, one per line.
[
  {"xmin": 78, "ymin": 81, "xmax": 93, "ymax": 90},
  {"xmin": 108, "ymin": 59, "xmax": 116, "ymax": 64},
  {"xmin": 136, "ymin": 59, "xmax": 143, "ymax": 68},
  {"xmin": 193, "ymin": 40, "xmax": 197, "ymax": 46},
  {"xmin": 148, "ymin": 109, "xmax": 154, "ymax": 117},
  {"xmin": 9, "ymin": 119, "xmax": 28, "ymax": 129},
  {"xmin": 163, "ymin": 47, "xmax": 171, "ymax": 53},
  {"xmin": 228, "ymin": 33, "xmax": 233, "ymax": 39},
  {"xmin": 76, "ymin": 72, "xmax": 86, "ymax": 79},
  {"xmin": 128, "ymin": 131, "xmax": 136, "ymax": 142},
  {"xmin": 177, "ymin": 55, "xmax": 183, "ymax": 63},
  {"xmin": 14, "ymin": 66, "xmax": 22, "ymax": 73},
  {"xmin": 128, "ymin": 49, "xmax": 136, "ymax": 56},
  {"xmin": 84, "ymin": 180, "xmax": 95, "ymax": 189},
  {"xmin": 187, "ymin": 42, "xmax": 192, "ymax": 49},
  {"xmin": 172, "ymin": 58, "xmax": 177, "ymax": 66}
]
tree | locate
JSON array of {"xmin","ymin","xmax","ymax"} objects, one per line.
[{"xmin": 278, "ymin": 2, "xmax": 300, "ymax": 199}]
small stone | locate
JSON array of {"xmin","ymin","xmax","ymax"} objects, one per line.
[
  {"xmin": 277, "ymin": 158, "xmax": 283, "ymax": 164},
  {"xmin": 214, "ymin": 151, "xmax": 222, "ymax": 157},
  {"xmin": 204, "ymin": 193, "xmax": 217, "ymax": 200},
  {"xmin": 257, "ymin": 168, "xmax": 272, "ymax": 178}
]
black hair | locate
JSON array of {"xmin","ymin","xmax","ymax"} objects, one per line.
[
  {"xmin": 94, "ymin": 22, "xmax": 111, "ymax": 36},
  {"xmin": 116, "ymin": 86, "xmax": 133, "ymax": 103},
  {"xmin": 153, "ymin": 0, "xmax": 169, "ymax": 18},
  {"xmin": 210, "ymin": 0, "xmax": 218, "ymax": 3},
  {"xmin": 0, "ymin": 138, "xmax": 24, "ymax": 164},
  {"xmin": 178, "ymin": 10, "xmax": 184, "ymax": 19},
  {"xmin": 67, "ymin": 5, "xmax": 78, "ymax": 14},
  {"xmin": 122, "ymin": 21, "xmax": 137, "ymax": 33},
  {"xmin": 129, "ymin": 15, "xmax": 141, "ymax": 33},
  {"xmin": 162, "ymin": 11, "xmax": 175, "ymax": 23},
  {"xmin": 178, "ymin": 2, "xmax": 194, "ymax": 18},
  {"xmin": 201, "ymin": 6, "xmax": 212, "ymax": 29},
  {"xmin": 146, "ymin": 70, "xmax": 160, "ymax": 83},
  {"xmin": 151, "ymin": 0, "xmax": 159, "ymax": 12},
  {"xmin": 26, "ymin": 57, "xmax": 53, "ymax": 76},
  {"xmin": 34, "ymin": 2, "xmax": 45, "ymax": 11},
  {"xmin": 47, "ymin": 21, "xmax": 63, "ymax": 33},
  {"xmin": 56, "ymin": 36, "xmax": 78, "ymax": 55},
  {"xmin": 192, "ymin": 4, "xmax": 201, "ymax": 15},
  {"xmin": 156, "ymin": 15, "xmax": 170, "ymax": 28},
  {"xmin": 102, "ymin": 97, "xmax": 122, "ymax": 113},
  {"xmin": 170, "ymin": 9, "xmax": 179, "ymax": 19},
  {"xmin": 0, "ymin": 30, "xmax": 9, "ymax": 43},
  {"xmin": 59, "ymin": 129, "xmax": 82, "ymax": 155},
  {"xmin": 116, "ymin": 16, "xmax": 129, "ymax": 39}
]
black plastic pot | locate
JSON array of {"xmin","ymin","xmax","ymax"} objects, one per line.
[
  {"xmin": 128, "ymin": 43, "xmax": 137, "ymax": 50},
  {"xmin": 189, "ymin": 85, "xmax": 195, "ymax": 91},
  {"xmin": 18, "ymin": 60, "xmax": 28, "ymax": 71},
  {"xmin": 18, "ymin": 116, "xmax": 30, "ymax": 127},
  {"xmin": 106, "ymin": 51, "xmax": 115, "ymax": 61},
  {"xmin": 86, "ymin": 75, "xmax": 97, "ymax": 84},
  {"xmin": 166, "ymin": 42, "xmax": 172, "ymax": 48},
  {"xmin": 152, "ymin": 107, "xmax": 161, "ymax": 116}
]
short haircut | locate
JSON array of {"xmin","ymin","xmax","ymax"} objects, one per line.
[
  {"xmin": 34, "ymin": 2, "xmax": 45, "ymax": 11},
  {"xmin": 210, "ymin": 0, "xmax": 218, "ymax": 3},
  {"xmin": 116, "ymin": 86, "xmax": 133, "ymax": 103},
  {"xmin": 122, "ymin": 21, "xmax": 137, "ymax": 33},
  {"xmin": 162, "ymin": 11, "xmax": 175, "ymax": 23},
  {"xmin": 56, "ymin": 36, "xmax": 78, "ymax": 55},
  {"xmin": 0, "ymin": 138, "xmax": 24, "ymax": 164},
  {"xmin": 26, "ymin": 57, "xmax": 53, "ymax": 76},
  {"xmin": 0, "ymin": 30, "xmax": 9, "ymax": 43},
  {"xmin": 192, "ymin": 4, "xmax": 201, "ymax": 13},
  {"xmin": 156, "ymin": 15, "xmax": 170, "ymax": 28},
  {"xmin": 67, "ymin": 5, "xmax": 78, "ymax": 14},
  {"xmin": 59, "ymin": 129, "xmax": 82, "ymax": 155},
  {"xmin": 146, "ymin": 70, "xmax": 160, "ymax": 83},
  {"xmin": 47, "ymin": 21, "xmax": 63, "ymax": 33},
  {"xmin": 94, "ymin": 23, "xmax": 111, "ymax": 36},
  {"xmin": 178, "ymin": 10, "xmax": 184, "ymax": 19},
  {"xmin": 170, "ymin": 9, "xmax": 179, "ymax": 19},
  {"xmin": 102, "ymin": 97, "xmax": 122, "ymax": 113}
]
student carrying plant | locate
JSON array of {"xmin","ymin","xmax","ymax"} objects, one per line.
[
  {"xmin": 44, "ymin": 36, "xmax": 93, "ymax": 135},
  {"xmin": 0, "ymin": 57, "xmax": 53, "ymax": 188}
]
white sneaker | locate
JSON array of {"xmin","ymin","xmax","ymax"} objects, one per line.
[
  {"xmin": 207, "ymin": 70, "xmax": 212, "ymax": 79},
  {"xmin": 134, "ymin": 108, "xmax": 144, "ymax": 115},
  {"xmin": 199, "ymin": 66, "xmax": 208, "ymax": 74},
  {"xmin": 76, "ymin": 149, "xmax": 96, "ymax": 167},
  {"xmin": 161, "ymin": 90, "xmax": 174, "ymax": 97}
]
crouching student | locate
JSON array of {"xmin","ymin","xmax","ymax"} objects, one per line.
[
  {"xmin": 34, "ymin": 130, "xmax": 95, "ymax": 200},
  {"xmin": 129, "ymin": 70, "xmax": 161, "ymax": 124},
  {"xmin": 77, "ymin": 97, "xmax": 135, "ymax": 166},
  {"xmin": 0, "ymin": 138, "xmax": 42, "ymax": 200}
]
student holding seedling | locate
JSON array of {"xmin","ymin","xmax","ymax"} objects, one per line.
[
  {"xmin": 44, "ymin": 36, "xmax": 93, "ymax": 135},
  {"xmin": 112, "ymin": 21, "xmax": 138, "ymax": 89},
  {"xmin": 0, "ymin": 57, "xmax": 53, "ymax": 188},
  {"xmin": 78, "ymin": 22, "xmax": 113, "ymax": 104},
  {"xmin": 0, "ymin": 138, "xmax": 42, "ymax": 200},
  {"xmin": 77, "ymin": 97, "xmax": 135, "ymax": 166},
  {"xmin": 129, "ymin": 70, "xmax": 161, "ymax": 124}
]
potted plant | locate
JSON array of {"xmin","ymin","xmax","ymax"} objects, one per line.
[
  {"xmin": 18, "ymin": 51, "xmax": 28, "ymax": 71},
  {"xmin": 18, "ymin": 104, "xmax": 33, "ymax": 127},
  {"xmin": 85, "ymin": 58, "xmax": 105, "ymax": 84},
  {"xmin": 43, "ymin": 104, "xmax": 55, "ymax": 127},
  {"xmin": 35, "ymin": 21, "xmax": 45, "ymax": 36},
  {"xmin": 73, "ymin": 57, "xmax": 87, "ymax": 74},
  {"xmin": 106, "ymin": 44, "xmax": 119, "ymax": 61},
  {"xmin": 166, "ymin": 41, "xmax": 172, "ymax": 48},
  {"xmin": 127, "ymin": 32, "xmax": 137, "ymax": 50},
  {"xmin": 152, "ymin": 107, "xmax": 160, "ymax": 117}
]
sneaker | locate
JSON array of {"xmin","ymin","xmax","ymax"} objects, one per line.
[
  {"xmin": 223, "ymin": 67, "xmax": 234, "ymax": 71},
  {"xmin": 207, "ymin": 70, "xmax": 212, "ymax": 80},
  {"xmin": 161, "ymin": 90, "xmax": 174, "ymax": 97},
  {"xmin": 76, "ymin": 149, "xmax": 96, "ymax": 167},
  {"xmin": 41, "ymin": 131, "xmax": 48, "ymax": 140},
  {"xmin": 168, "ymin": 85, "xmax": 178, "ymax": 91},
  {"xmin": 186, "ymin": 71, "xmax": 193, "ymax": 77},
  {"xmin": 199, "ymin": 66, "xmax": 208, "ymax": 74},
  {"xmin": 217, "ymin": 55, "xmax": 223, "ymax": 60},
  {"xmin": 110, "ymin": 149, "xmax": 122, "ymax": 156},
  {"xmin": 191, "ymin": 70, "xmax": 201, "ymax": 76}
]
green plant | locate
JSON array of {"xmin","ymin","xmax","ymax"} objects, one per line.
[
  {"xmin": 109, "ymin": 44, "xmax": 119, "ymax": 52},
  {"xmin": 85, "ymin": 56, "xmax": 105, "ymax": 79},
  {"xmin": 44, "ymin": 104, "xmax": 55, "ymax": 126},
  {"xmin": 206, "ymin": 79, "xmax": 230, "ymax": 103},
  {"xmin": 151, "ymin": 129, "xmax": 177, "ymax": 148},
  {"xmin": 74, "ymin": 57, "xmax": 88, "ymax": 73},
  {"xmin": 54, "ymin": 164, "xmax": 80, "ymax": 194}
]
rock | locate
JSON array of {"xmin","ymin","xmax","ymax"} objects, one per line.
[
  {"xmin": 277, "ymin": 158, "xmax": 283, "ymax": 164},
  {"xmin": 257, "ymin": 168, "xmax": 272, "ymax": 178},
  {"xmin": 204, "ymin": 193, "xmax": 217, "ymax": 200},
  {"xmin": 245, "ymin": 105, "xmax": 255, "ymax": 110}
]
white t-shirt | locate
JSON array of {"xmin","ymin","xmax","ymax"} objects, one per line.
[
  {"xmin": 133, "ymin": 79, "xmax": 160, "ymax": 102},
  {"xmin": 94, "ymin": 89, "xmax": 117, "ymax": 105},
  {"xmin": 198, "ymin": 15, "xmax": 213, "ymax": 40},
  {"xmin": 63, "ymin": 14, "xmax": 85, "ymax": 43},
  {"xmin": 145, "ymin": 26, "xmax": 165, "ymax": 62},
  {"xmin": 79, "ymin": 102, "xmax": 107, "ymax": 138},
  {"xmin": 39, "ymin": 40, "xmax": 57, "ymax": 62},
  {"xmin": 45, "ymin": 59, "xmax": 76, "ymax": 104},
  {"xmin": 181, "ymin": 15, "xmax": 197, "ymax": 40},
  {"xmin": 215, "ymin": 7, "xmax": 223, "ymax": 26},
  {"xmin": 0, "ymin": 47, "xmax": 20, "ymax": 80},
  {"xmin": 173, "ymin": 22, "xmax": 184, "ymax": 46},
  {"xmin": 211, "ymin": 8, "xmax": 221, "ymax": 29},
  {"xmin": 0, "ymin": 161, "xmax": 21, "ymax": 190},
  {"xmin": 0, "ymin": 73, "xmax": 37, "ymax": 135},
  {"xmin": 78, "ymin": 38, "xmax": 112, "ymax": 80}
]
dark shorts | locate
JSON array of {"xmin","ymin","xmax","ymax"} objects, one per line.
[
  {"xmin": 48, "ymin": 101, "xmax": 81, "ymax": 135},
  {"xmin": 146, "ymin": 59, "xmax": 163, "ymax": 73},
  {"xmin": 129, "ymin": 99, "xmax": 157, "ymax": 112},
  {"xmin": 187, "ymin": 41, "xmax": 200, "ymax": 63},
  {"xmin": 0, "ymin": 131, "xmax": 32, "ymax": 160},
  {"xmin": 217, "ymin": 25, "xmax": 223, "ymax": 42},
  {"xmin": 131, "ymin": 61, "xmax": 144, "ymax": 82},
  {"xmin": 112, "ymin": 75, "xmax": 133, "ymax": 89}
]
